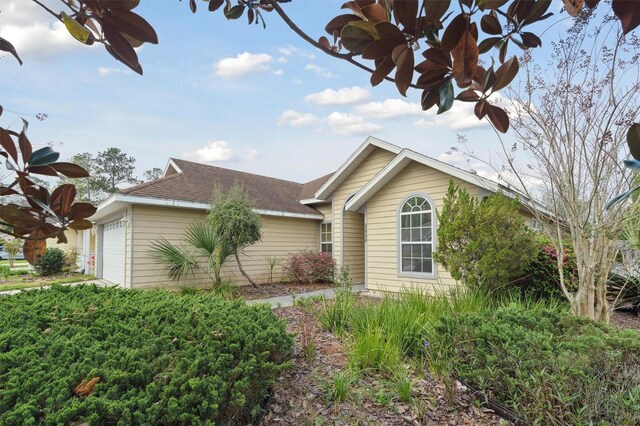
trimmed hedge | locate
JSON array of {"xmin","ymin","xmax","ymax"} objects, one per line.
[
  {"xmin": 0, "ymin": 285, "xmax": 293, "ymax": 425},
  {"xmin": 439, "ymin": 306, "xmax": 640, "ymax": 425},
  {"xmin": 282, "ymin": 251, "xmax": 335, "ymax": 284}
]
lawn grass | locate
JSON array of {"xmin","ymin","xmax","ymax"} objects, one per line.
[
  {"xmin": 0, "ymin": 260, "xmax": 29, "ymax": 267},
  {"xmin": 317, "ymin": 289, "xmax": 640, "ymax": 425},
  {"xmin": 0, "ymin": 274, "xmax": 95, "ymax": 291}
]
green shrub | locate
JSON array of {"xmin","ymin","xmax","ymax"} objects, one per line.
[
  {"xmin": 34, "ymin": 248, "xmax": 66, "ymax": 276},
  {"xmin": 439, "ymin": 306, "xmax": 640, "ymax": 425},
  {"xmin": 512, "ymin": 235, "xmax": 577, "ymax": 301},
  {"xmin": 0, "ymin": 264, "xmax": 10, "ymax": 279},
  {"xmin": 435, "ymin": 179, "xmax": 537, "ymax": 292},
  {"xmin": 0, "ymin": 285, "xmax": 293, "ymax": 425}
]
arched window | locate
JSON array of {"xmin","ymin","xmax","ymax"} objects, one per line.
[{"xmin": 399, "ymin": 195, "xmax": 434, "ymax": 275}]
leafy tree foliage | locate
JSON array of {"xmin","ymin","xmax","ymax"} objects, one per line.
[
  {"xmin": 59, "ymin": 152, "xmax": 106, "ymax": 203},
  {"xmin": 3, "ymin": 238, "xmax": 21, "ymax": 268},
  {"xmin": 208, "ymin": 183, "xmax": 262, "ymax": 287},
  {"xmin": 93, "ymin": 147, "xmax": 139, "ymax": 194},
  {"xmin": 143, "ymin": 167, "xmax": 163, "ymax": 181},
  {"xmin": 435, "ymin": 179, "xmax": 536, "ymax": 291}
]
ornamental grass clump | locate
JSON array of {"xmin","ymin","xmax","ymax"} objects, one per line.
[{"xmin": 0, "ymin": 284, "xmax": 293, "ymax": 425}]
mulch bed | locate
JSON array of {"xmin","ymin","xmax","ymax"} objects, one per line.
[
  {"xmin": 261, "ymin": 301, "xmax": 501, "ymax": 425},
  {"xmin": 238, "ymin": 282, "xmax": 332, "ymax": 301},
  {"xmin": 611, "ymin": 310, "xmax": 640, "ymax": 330}
]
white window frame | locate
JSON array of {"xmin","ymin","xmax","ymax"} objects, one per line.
[
  {"xmin": 320, "ymin": 221, "xmax": 333, "ymax": 253},
  {"xmin": 397, "ymin": 192, "xmax": 437, "ymax": 279}
]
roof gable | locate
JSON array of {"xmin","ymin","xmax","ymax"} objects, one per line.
[
  {"xmin": 314, "ymin": 136, "xmax": 402, "ymax": 200},
  {"xmin": 344, "ymin": 149, "xmax": 501, "ymax": 212}
]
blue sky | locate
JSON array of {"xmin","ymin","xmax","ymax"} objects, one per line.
[{"xmin": 0, "ymin": 0, "xmax": 572, "ymax": 184}]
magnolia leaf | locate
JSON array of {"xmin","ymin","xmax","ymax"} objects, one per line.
[
  {"xmin": 393, "ymin": 0, "xmax": 418, "ymax": 30},
  {"xmin": 108, "ymin": 9, "xmax": 158, "ymax": 44},
  {"xmin": 362, "ymin": 37, "xmax": 404, "ymax": 60},
  {"xmin": 438, "ymin": 79, "xmax": 454, "ymax": 114},
  {"xmin": 562, "ymin": 0, "xmax": 584, "ymax": 17},
  {"xmin": 68, "ymin": 219, "xmax": 93, "ymax": 230},
  {"xmin": 370, "ymin": 55, "xmax": 395, "ymax": 86},
  {"xmin": 340, "ymin": 21, "xmax": 378, "ymax": 54},
  {"xmin": 486, "ymin": 104, "xmax": 509, "ymax": 133},
  {"xmin": 0, "ymin": 36, "xmax": 23, "ymax": 65},
  {"xmin": 225, "ymin": 5, "xmax": 244, "ymax": 19},
  {"xmin": 61, "ymin": 12, "xmax": 92, "ymax": 44},
  {"xmin": 627, "ymin": 123, "xmax": 640, "ymax": 160},
  {"xmin": 607, "ymin": 184, "xmax": 640, "ymax": 209},
  {"xmin": 23, "ymin": 238, "xmax": 47, "ymax": 265},
  {"xmin": 68, "ymin": 202, "xmax": 98, "ymax": 221},
  {"xmin": 0, "ymin": 128, "xmax": 18, "ymax": 163},
  {"xmin": 325, "ymin": 14, "xmax": 362, "ymax": 35},
  {"xmin": 392, "ymin": 44, "xmax": 414, "ymax": 96},
  {"xmin": 451, "ymin": 28, "xmax": 478, "ymax": 87},
  {"xmin": 480, "ymin": 14, "xmax": 502, "ymax": 35},
  {"xmin": 18, "ymin": 129, "xmax": 32, "ymax": 164},
  {"xmin": 50, "ymin": 162, "xmax": 90, "ymax": 178},
  {"xmin": 493, "ymin": 56, "xmax": 519, "ymax": 91},
  {"xmin": 441, "ymin": 13, "xmax": 467, "ymax": 53},
  {"xmin": 29, "ymin": 147, "xmax": 60, "ymax": 167},
  {"xmin": 209, "ymin": 0, "xmax": 224, "ymax": 12},
  {"xmin": 623, "ymin": 159, "xmax": 640, "ymax": 169},
  {"xmin": 477, "ymin": 0, "xmax": 509, "ymax": 11},
  {"xmin": 424, "ymin": 0, "xmax": 452, "ymax": 24},
  {"xmin": 612, "ymin": 0, "xmax": 640, "ymax": 34},
  {"xmin": 361, "ymin": 3, "xmax": 388, "ymax": 23},
  {"xmin": 421, "ymin": 88, "xmax": 439, "ymax": 111},
  {"xmin": 102, "ymin": 22, "xmax": 140, "ymax": 72}
]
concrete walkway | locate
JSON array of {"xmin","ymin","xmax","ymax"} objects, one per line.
[
  {"xmin": 246, "ymin": 284, "xmax": 365, "ymax": 308},
  {"xmin": 0, "ymin": 279, "xmax": 109, "ymax": 296}
]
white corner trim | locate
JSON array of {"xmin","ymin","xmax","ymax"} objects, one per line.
[
  {"xmin": 345, "ymin": 149, "xmax": 502, "ymax": 212},
  {"xmin": 314, "ymin": 136, "xmax": 402, "ymax": 200},
  {"xmin": 92, "ymin": 193, "xmax": 324, "ymax": 221}
]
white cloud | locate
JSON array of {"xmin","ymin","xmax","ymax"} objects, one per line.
[
  {"xmin": 414, "ymin": 101, "xmax": 488, "ymax": 130},
  {"xmin": 0, "ymin": 0, "xmax": 90, "ymax": 59},
  {"xmin": 278, "ymin": 110, "xmax": 322, "ymax": 128},
  {"xmin": 305, "ymin": 86, "xmax": 371, "ymax": 106},
  {"xmin": 305, "ymin": 64, "xmax": 334, "ymax": 79},
  {"xmin": 272, "ymin": 69, "xmax": 284, "ymax": 76},
  {"xmin": 214, "ymin": 52, "xmax": 273, "ymax": 78},
  {"xmin": 98, "ymin": 67, "xmax": 122, "ymax": 76},
  {"xmin": 326, "ymin": 112, "xmax": 381, "ymax": 136},
  {"xmin": 182, "ymin": 140, "xmax": 259, "ymax": 163},
  {"xmin": 355, "ymin": 99, "xmax": 422, "ymax": 119},
  {"xmin": 279, "ymin": 45, "xmax": 315, "ymax": 60}
]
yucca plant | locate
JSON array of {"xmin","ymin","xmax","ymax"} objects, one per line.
[{"xmin": 149, "ymin": 221, "xmax": 234, "ymax": 288}]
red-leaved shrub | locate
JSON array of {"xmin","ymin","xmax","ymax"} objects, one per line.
[{"xmin": 283, "ymin": 251, "xmax": 335, "ymax": 284}]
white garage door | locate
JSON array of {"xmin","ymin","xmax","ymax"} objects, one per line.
[{"xmin": 102, "ymin": 220, "xmax": 126, "ymax": 285}]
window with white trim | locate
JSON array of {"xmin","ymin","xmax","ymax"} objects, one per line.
[
  {"xmin": 321, "ymin": 222, "xmax": 332, "ymax": 253},
  {"xmin": 399, "ymin": 196, "xmax": 434, "ymax": 274}
]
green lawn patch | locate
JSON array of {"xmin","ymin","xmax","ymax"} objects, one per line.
[
  {"xmin": 0, "ymin": 274, "xmax": 95, "ymax": 292},
  {"xmin": 0, "ymin": 285, "xmax": 293, "ymax": 425},
  {"xmin": 0, "ymin": 260, "xmax": 29, "ymax": 267}
]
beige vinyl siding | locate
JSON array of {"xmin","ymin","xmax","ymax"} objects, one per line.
[
  {"xmin": 125, "ymin": 208, "xmax": 133, "ymax": 287},
  {"xmin": 46, "ymin": 230, "xmax": 79, "ymax": 251},
  {"xmin": 365, "ymin": 161, "xmax": 479, "ymax": 294},
  {"xmin": 130, "ymin": 205, "xmax": 320, "ymax": 289},
  {"xmin": 315, "ymin": 202, "xmax": 332, "ymax": 222},
  {"xmin": 332, "ymin": 147, "xmax": 396, "ymax": 284}
]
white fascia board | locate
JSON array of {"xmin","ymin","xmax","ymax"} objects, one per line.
[
  {"xmin": 314, "ymin": 136, "xmax": 402, "ymax": 200},
  {"xmin": 299, "ymin": 198, "xmax": 324, "ymax": 205},
  {"xmin": 162, "ymin": 159, "xmax": 183, "ymax": 177},
  {"xmin": 91, "ymin": 193, "xmax": 323, "ymax": 222},
  {"xmin": 345, "ymin": 150, "xmax": 502, "ymax": 212}
]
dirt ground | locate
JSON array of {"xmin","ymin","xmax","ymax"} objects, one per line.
[
  {"xmin": 611, "ymin": 309, "xmax": 640, "ymax": 330},
  {"xmin": 260, "ymin": 302, "xmax": 502, "ymax": 426},
  {"xmin": 238, "ymin": 282, "xmax": 332, "ymax": 300}
]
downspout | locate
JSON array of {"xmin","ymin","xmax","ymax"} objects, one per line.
[{"xmin": 128, "ymin": 206, "xmax": 134, "ymax": 289}]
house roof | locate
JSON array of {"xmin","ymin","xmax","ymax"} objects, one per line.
[{"xmin": 118, "ymin": 158, "xmax": 330, "ymax": 217}]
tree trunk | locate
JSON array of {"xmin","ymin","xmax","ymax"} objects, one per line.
[{"xmin": 235, "ymin": 252, "xmax": 257, "ymax": 287}]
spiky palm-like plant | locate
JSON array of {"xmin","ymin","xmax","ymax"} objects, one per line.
[{"xmin": 149, "ymin": 221, "xmax": 234, "ymax": 287}]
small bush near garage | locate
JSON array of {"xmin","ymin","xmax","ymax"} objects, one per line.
[
  {"xmin": 0, "ymin": 285, "xmax": 293, "ymax": 425},
  {"xmin": 34, "ymin": 248, "xmax": 66, "ymax": 276},
  {"xmin": 283, "ymin": 251, "xmax": 335, "ymax": 284},
  {"xmin": 440, "ymin": 305, "xmax": 640, "ymax": 425}
]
